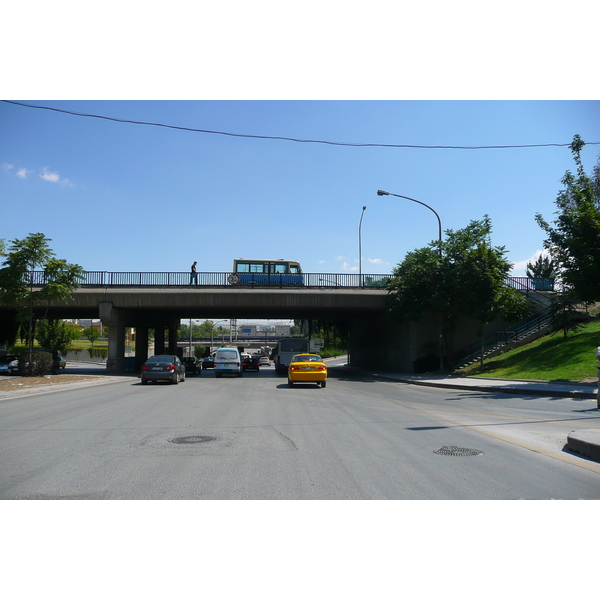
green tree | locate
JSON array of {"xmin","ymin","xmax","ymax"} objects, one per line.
[
  {"xmin": 0, "ymin": 233, "xmax": 85, "ymax": 372},
  {"xmin": 36, "ymin": 319, "xmax": 81, "ymax": 354},
  {"xmin": 526, "ymin": 254, "xmax": 558, "ymax": 278},
  {"xmin": 387, "ymin": 216, "xmax": 530, "ymax": 370},
  {"xmin": 82, "ymin": 326, "xmax": 101, "ymax": 347},
  {"xmin": 550, "ymin": 291, "xmax": 585, "ymax": 339},
  {"xmin": 535, "ymin": 135, "xmax": 600, "ymax": 302}
]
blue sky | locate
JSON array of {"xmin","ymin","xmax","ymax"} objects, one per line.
[{"xmin": 2, "ymin": 100, "xmax": 599, "ymax": 279}]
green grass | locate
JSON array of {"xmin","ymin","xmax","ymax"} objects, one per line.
[{"xmin": 460, "ymin": 319, "xmax": 600, "ymax": 382}]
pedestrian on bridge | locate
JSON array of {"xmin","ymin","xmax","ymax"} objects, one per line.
[{"xmin": 190, "ymin": 261, "xmax": 198, "ymax": 285}]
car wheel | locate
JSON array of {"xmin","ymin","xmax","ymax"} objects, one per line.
[
  {"xmin": 141, "ymin": 378, "xmax": 147, "ymax": 385},
  {"xmin": 288, "ymin": 379, "xmax": 294, "ymax": 387},
  {"xmin": 321, "ymin": 380, "xmax": 327, "ymax": 388},
  {"xmin": 172, "ymin": 373, "xmax": 179, "ymax": 384},
  {"xmin": 181, "ymin": 371, "xmax": 186, "ymax": 382}
]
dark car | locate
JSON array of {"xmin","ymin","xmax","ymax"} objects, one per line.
[
  {"xmin": 242, "ymin": 355, "xmax": 260, "ymax": 372},
  {"xmin": 181, "ymin": 356, "xmax": 201, "ymax": 375},
  {"xmin": 141, "ymin": 355, "xmax": 186, "ymax": 385},
  {"xmin": 202, "ymin": 356, "xmax": 215, "ymax": 370},
  {"xmin": 0, "ymin": 355, "xmax": 18, "ymax": 375}
]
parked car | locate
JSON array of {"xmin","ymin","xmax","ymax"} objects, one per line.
[
  {"xmin": 58, "ymin": 355, "xmax": 67, "ymax": 369},
  {"xmin": 214, "ymin": 347, "xmax": 242, "ymax": 378},
  {"xmin": 202, "ymin": 356, "xmax": 215, "ymax": 370},
  {"xmin": 259, "ymin": 356, "xmax": 270, "ymax": 367},
  {"xmin": 287, "ymin": 354, "xmax": 328, "ymax": 388},
  {"xmin": 242, "ymin": 355, "xmax": 260, "ymax": 372},
  {"xmin": 181, "ymin": 356, "xmax": 201, "ymax": 374},
  {"xmin": 141, "ymin": 355, "xmax": 186, "ymax": 385},
  {"xmin": 0, "ymin": 355, "xmax": 18, "ymax": 374}
]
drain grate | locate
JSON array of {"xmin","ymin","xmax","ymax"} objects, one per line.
[
  {"xmin": 434, "ymin": 445, "xmax": 483, "ymax": 457},
  {"xmin": 170, "ymin": 435, "xmax": 216, "ymax": 445}
]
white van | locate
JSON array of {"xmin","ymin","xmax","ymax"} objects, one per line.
[{"xmin": 214, "ymin": 347, "xmax": 242, "ymax": 378}]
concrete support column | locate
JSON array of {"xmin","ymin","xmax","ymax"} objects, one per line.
[
  {"xmin": 154, "ymin": 324, "xmax": 166, "ymax": 355},
  {"xmin": 168, "ymin": 318, "xmax": 179, "ymax": 355},
  {"xmin": 100, "ymin": 302, "xmax": 127, "ymax": 373},
  {"xmin": 348, "ymin": 313, "xmax": 438, "ymax": 373},
  {"xmin": 135, "ymin": 324, "xmax": 149, "ymax": 370}
]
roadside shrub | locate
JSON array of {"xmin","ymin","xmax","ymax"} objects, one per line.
[
  {"xmin": 319, "ymin": 346, "xmax": 347, "ymax": 359},
  {"xmin": 20, "ymin": 351, "xmax": 53, "ymax": 376}
]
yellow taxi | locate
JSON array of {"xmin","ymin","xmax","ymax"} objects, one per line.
[{"xmin": 287, "ymin": 354, "xmax": 327, "ymax": 388}]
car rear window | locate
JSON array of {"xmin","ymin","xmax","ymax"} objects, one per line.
[
  {"xmin": 217, "ymin": 351, "xmax": 238, "ymax": 359},
  {"xmin": 292, "ymin": 355, "xmax": 322, "ymax": 362}
]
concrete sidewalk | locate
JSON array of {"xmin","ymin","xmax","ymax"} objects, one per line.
[{"xmin": 330, "ymin": 364, "xmax": 600, "ymax": 461}]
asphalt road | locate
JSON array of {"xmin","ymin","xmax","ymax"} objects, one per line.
[{"xmin": 1, "ymin": 363, "xmax": 599, "ymax": 499}]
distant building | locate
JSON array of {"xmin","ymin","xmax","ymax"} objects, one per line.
[{"xmin": 239, "ymin": 326, "xmax": 257, "ymax": 337}]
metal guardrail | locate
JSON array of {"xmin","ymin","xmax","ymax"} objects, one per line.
[
  {"xmin": 26, "ymin": 271, "xmax": 555, "ymax": 291},
  {"xmin": 27, "ymin": 271, "xmax": 392, "ymax": 289},
  {"xmin": 452, "ymin": 306, "xmax": 554, "ymax": 369}
]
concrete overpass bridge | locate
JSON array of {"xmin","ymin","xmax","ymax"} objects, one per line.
[{"xmin": 1, "ymin": 271, "xmax": 550, "ymax": 373}]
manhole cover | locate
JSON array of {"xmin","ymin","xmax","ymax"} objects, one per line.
[
  {"xmin": 170, "ymin": 435, "xmax": 216, "ymax": 445},
  {"xmin": 433, "ymin": 445, "xmax": 483, "ymax": 457}
]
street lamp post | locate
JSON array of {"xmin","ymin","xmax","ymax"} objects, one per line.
[
  {"xmin": 359, "ymin": 205, "xmax": 367, "ymax": 283},
  {"xmin": 377, "ymin": 189, "xmax": 445, "ymax": 371},
  {"xmin": 377, "ymin": 190, "xmax": 442, "ymax": 245},
  {"xmin": 210, "ymin": 319, "xmax": 228, "ymax": 353}
]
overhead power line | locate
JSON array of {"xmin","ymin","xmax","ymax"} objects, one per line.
[{"xmin": 3, "ymin": 99, "xmax": 599, "ymax": 150}]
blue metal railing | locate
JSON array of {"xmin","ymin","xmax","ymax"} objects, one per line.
[
  {"xmin": 26, "ymin": 271, "xmax": 555, "ymax": 291},
  {"xmin": 26, "ymin": 271, "xmax": 392, "ymax": 289}
]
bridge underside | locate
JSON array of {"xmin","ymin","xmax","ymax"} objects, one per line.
[
  {"xmin": 35, "ymin": 287, "xmax": 389, "ymax": 321},
  {"xmin": 1, "ymin": 286, "xmax": 497, "ymax": 374}
]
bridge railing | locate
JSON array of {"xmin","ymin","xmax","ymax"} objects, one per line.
[
  {"xmin": 26, "ymin": 271, "xmax": 555, "ymax": 291},
  {"xmin": 27, "ymin": 271, "xmax": 392, "ymax": 288}
]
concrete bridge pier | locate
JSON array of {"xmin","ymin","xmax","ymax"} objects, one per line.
[
  {"xmin": 100, "ymin": 302, "xmax": 128, "ymax": 373},
  {"xmin": 349, "ymin": 312, "xmax": 441, "ymax": 373},
  {"xmin": 134, "ymin": 323, "xmax": 149, "ymax": 371},
  {"xmin": 154, "ymin": 323, "xmax": 166, "ymax": 355}
]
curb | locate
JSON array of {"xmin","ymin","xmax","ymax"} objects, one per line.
[
  {"xmin": 330, "ymin": 366, "xmax": 598, "ymax": 399},
  {"xmin": 567, "ymin": 429, "xmax": 600, "ymax": 461}
]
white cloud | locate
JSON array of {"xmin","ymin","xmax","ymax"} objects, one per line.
[
  {"xmin": 40, "ymin": 167, "xmax": 61, "ymax": 183},
  {"xmin": 368, "ymin": 257, "xmax": 386, "ymax": 265},
  {"xmin": 16, "ymin": 168, "xmax": 30, "ymax": 179},
  {"xmin": 39, "ymin": 167, "xmax": 75, "ymax": 188},
  {"xmin": 2, "ymin": 163, "xmax": 14, "ymax": 172}
]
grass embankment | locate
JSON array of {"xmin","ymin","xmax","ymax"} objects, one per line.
[{"xmin": 460, "ymin": 319, "xmax": 600, "ymax": 382}]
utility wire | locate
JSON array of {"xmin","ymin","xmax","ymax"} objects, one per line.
[{"xmin": 3, "ymin": 99, "xmax": 599, "ymax": 150}]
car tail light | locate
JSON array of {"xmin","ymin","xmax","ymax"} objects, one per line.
[
  {"xmin": 166, "ymin": 365, "xmax": 176, "ymax": 371},
  {"xmin": 141, "ymin": 365, "xmax": 150, "ymax": 371},
  {"xmin": 317, "ymin": 366, "xmax": 326, "ymax": 371}
]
